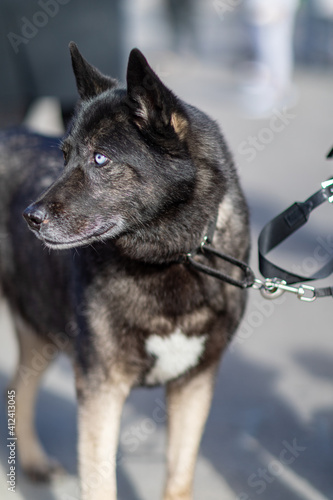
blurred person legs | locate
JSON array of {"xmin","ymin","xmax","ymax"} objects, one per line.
[
  {"xmin": 164, "ymin": 0, "xmax": 198, "ymax": 54},
  {"xmin": 304, "ymin": 0, "xmax": 333, "ymax": 64},
  {"xmin": 239, "ymin": 0, "xmax": 300, "ymax": 116}
]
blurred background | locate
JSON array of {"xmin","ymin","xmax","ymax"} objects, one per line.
[
  {"xmin": 0, "ymin": 0, "xmax": 333, "ymax": 125},
  {"xmin": 1, "ymin": 1, "xmax": 333, "ymax": 499}
]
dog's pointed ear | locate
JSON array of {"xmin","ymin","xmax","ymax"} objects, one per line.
[
  {"xmin": 126, "ymin": 49, "xmax": 188, "ymax": 139},
  {"xmin": 69, "ymin": 42, "xmax": 117, "ymax": 100}
]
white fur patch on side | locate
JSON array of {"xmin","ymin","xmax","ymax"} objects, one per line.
[{"xmin": 145, "ymin": 329, "xmax": 207, "ymax": 385}]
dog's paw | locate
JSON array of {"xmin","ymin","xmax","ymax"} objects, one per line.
[{"xmin": 24, "ymin": 457, "xmax": 66, "ymax": 483}]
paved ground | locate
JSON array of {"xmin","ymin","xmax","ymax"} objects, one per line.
[{"xmin": 1, "ymin": 4, "xmax": 333, "ymax": 500}]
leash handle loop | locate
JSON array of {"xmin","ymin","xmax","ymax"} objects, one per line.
[{"xmin": 258, "ymin": 178, "xmax": 333, "ymax": 285}]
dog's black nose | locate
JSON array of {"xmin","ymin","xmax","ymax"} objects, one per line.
[{"xmin": 23, "ymin": 204, "xmax": 48, "ymax": 230}]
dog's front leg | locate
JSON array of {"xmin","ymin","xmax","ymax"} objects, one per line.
[
  {"xmin": 76, "ymin": 373, "xmax": 133, "ymax": 500},
  {"xmin": 164, "ymin": 366, "xmax": 218, "ymax": 500}
]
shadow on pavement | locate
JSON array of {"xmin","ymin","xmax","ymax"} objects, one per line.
[{"xmin": 203, "ymin": 350, "xmax": 333, "ymax": 499}]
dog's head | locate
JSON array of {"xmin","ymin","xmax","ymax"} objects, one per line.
[{"xmin": 23, "ymin": 43, "xmax": 226, "ymax": 260}]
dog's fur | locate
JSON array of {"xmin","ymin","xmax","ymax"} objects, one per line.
[{"xmin": 0, "ymin": 44, "xmax": 250, "ymax": 500}]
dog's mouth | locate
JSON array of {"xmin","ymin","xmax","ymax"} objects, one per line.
[{"xmin": 38, "ymin": 222, "xmax": 121, "ymax": 250}]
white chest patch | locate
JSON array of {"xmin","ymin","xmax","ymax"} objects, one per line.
[{"xmin": 145, "ymin": 328, "xmax": 207, "ymax": 385}]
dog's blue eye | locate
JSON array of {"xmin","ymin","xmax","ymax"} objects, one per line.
[{"xmin": 94, "ymin": 153, "xmax": 108, "ymax": 166}]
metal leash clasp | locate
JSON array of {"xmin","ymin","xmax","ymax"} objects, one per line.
[
  {"xmin": 253, "ymin": 278, "xmax": 317, "ymax": 302},
  {"xmin": 321, "ymin": 178, "xmax": 333, "ymax": 203}
]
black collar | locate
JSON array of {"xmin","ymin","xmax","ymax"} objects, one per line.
[{"xmin": 184, "ymin": 212, "xmax": 254, "ymax": 289}]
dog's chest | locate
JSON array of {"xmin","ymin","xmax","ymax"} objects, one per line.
[
  {"xmin": 144, "ymin": 328, "xmax": 207, "ymax": 385},
  {"xmin": 88, "ymin": 258, "xmax": 218, "ymax": 385}
]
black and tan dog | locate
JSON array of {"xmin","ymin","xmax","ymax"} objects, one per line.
[{"xmin": 0, "ymin": 43, "xmax": 250, "ymax": 500}]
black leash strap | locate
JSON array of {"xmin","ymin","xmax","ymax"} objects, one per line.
[{"xmin": 258, "ymin": 177, "xmax": 333, "ymax": 298}]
